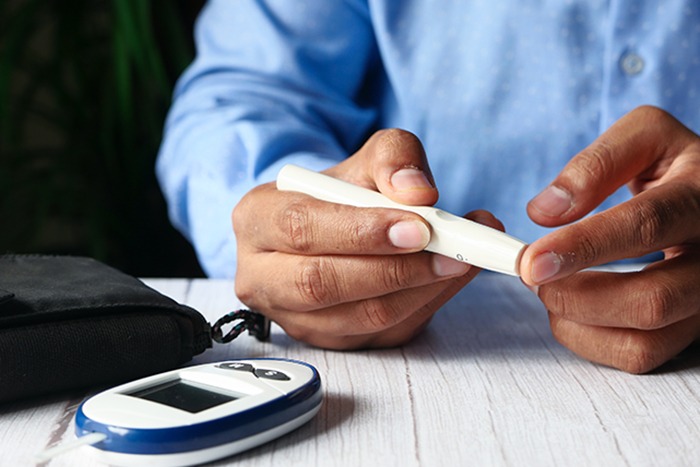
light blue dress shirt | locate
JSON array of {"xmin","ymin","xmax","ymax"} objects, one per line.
[{"xmin": 157, "ymin": 0, "xmax": 700, "ymax": 278}]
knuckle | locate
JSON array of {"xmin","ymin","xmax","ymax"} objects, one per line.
[
  {"xmin": 633, "ymin": 198, "xmax": 675, "ymax": 250},
  {"xmin": 345, "ymin": 214, "xmax": 377, "ymax": 250},
  {"xmin": 294, "ymin": 257, "xmax": 339, "ymax": 308},
  {"xmin": 547, "ymin": 312, "xmax": 569, "ymax": 345},
  {"xmin": 573, "ymin": 141, "xmax": 616, "ymax": 181},
  {"xmin": 356, "ymin": 298, "xmax": 398, "ymax": 332},
  {"xmin": 283, "ymin": 324, "xmax": 358, "ymax": 350},
  {"xmin": 373, "ymin": 128, "xmax": 424, "ymax": 162},
  {"xmin": 231, "ymin": 201, "xmax": 244, "ymax": 234},
  {"xmin": 377, "ymin": 128, "xmax": 420, "ymax": 147},
  {"xmin": 234, "ymin": 276, "xmax": 255, "ymax": 308},
  {"xmin": 540, "ymin": 285, "xmax": 573, "ymax": 320},
  {"xmin": 636, "ymin": 283, "xmax": 677, "ymax": 330},
  {"xmin": 282, "ymin": 323, "xmax": 313, "ymax": 344},
  {"xmin": 612, "ymin": 334, "xmax": 660, "ymax": 374},
  {"xmin": 231, "ymin": 192, "xmax": 254, "ymax": 236},
  {"xmin": 632, "ymin": 104, "xmax": 669, "ymax": 123},
  {"xmin": 234, "ymin": 265, "xmax": 271, "ymax": 312},
  {"xmin": 382, "ymin": 256, "xmax": 414, "ymax": 290},
  {"xmin": 573, "ymin": 229, "xmax": 601, "ymax": 265},
  {"xmin": 278, "ymin": 202, "xmax": 315, "ymax": 252},
  {"xmin": 232, "ymin": 183, "xmax": 273, "ymax": 237}
]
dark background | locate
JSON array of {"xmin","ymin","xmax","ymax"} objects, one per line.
[{"xmin": 1, "ymin": 0, "xmax": 207, "ymax": 277}]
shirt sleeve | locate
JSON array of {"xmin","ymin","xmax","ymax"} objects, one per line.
[{"xmin": 156, "ymin": 0, "xmax": 378, "ymax": 277}]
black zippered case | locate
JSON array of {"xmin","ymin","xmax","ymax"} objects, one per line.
[{"xmin": 0, "ymin": 255, "xmax": 212, "ymax": 403}]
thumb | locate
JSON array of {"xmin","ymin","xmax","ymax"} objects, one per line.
[
  {"xmin": 355, "ymin": 128, "xmax": 439, "ymax": 207},
  {"xmin": 527, "ymin": 106, "xmax": 690, "ymax": 227}
]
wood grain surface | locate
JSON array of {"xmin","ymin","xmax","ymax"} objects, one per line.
[{"xmin": 2, "ymin": 274, "xmax": 698, "ymax": 466}]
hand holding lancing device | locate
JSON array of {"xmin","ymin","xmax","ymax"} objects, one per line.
[
  {"xmin": 520, "ymin": 106, "xmax": 700, "ymax": 373},
  {"xmin": 234, "ymin": 107, "xmax": 700, "ymax": 373},
  {"xmin": 232, "ymin": 129, "xmax": 502, "ymax": 350}
]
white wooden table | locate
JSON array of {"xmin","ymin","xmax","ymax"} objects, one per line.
[{"xmin": 2, "ymin": 273, "xmax": 699, "ymax": 466}]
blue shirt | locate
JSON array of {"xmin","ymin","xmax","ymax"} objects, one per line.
[{"xmin": 157, "ymin": 0, "xmax": 700, "ymax": 278}]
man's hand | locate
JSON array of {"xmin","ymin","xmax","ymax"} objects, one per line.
[
  {"xmin": 521, "ymin": 106, "xmax": 700, "ymax": 373},
  {"xmin": 233, "ymin": 129, "xmax": 500, "ymax": 349}
]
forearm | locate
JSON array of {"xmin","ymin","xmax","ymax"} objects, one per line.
[{"xmin": 156, "ymin": 0, "xmax": 377, "ymax": 277}]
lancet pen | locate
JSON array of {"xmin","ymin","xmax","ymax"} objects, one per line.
[{"xmin": 276, "ymin": 165, "xmax": 527, "ymax": 276}]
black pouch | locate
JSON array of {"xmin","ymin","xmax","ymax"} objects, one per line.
[{"xmin": 0, "ymin": 255, "xmax": 218, "ymax": 404}]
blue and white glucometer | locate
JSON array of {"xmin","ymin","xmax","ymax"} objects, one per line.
[{"xmin": 72, "ymin": 358, "xmax": 322, "ymax": 466}]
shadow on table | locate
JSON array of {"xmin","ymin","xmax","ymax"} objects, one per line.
[
  {"xmin": 246, "ymin": 273, "xmax": 700, "ymax": 374},
  {"xmin": 653, "ymin": 344, "xmax": 700, "ymax": 374},
  {"xmin": 400, "ymin": 275, "xmax": 560, "ymax": 363},
  {"xmin": 410, "ymin": 284, "xmax": 700, "ymax": 374},
  {"xmin": 215, "ymin": 390, "xmax": 355, "ymax": 465}
]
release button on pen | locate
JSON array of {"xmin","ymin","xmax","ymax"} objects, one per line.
[{"xmin": 431, "ymin": 209, "xmax": 462, "ymax": 222}]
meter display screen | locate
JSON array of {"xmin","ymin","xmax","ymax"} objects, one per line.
[{"xmin": 128, "ymin": 379, "xmax": 238, "ymax": 413}]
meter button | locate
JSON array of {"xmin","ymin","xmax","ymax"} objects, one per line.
[
  {"xmin": 254, "ymin": 369, "xmax": 291, "ymax": 381},
  {"xmin": 218, "ymin": 362, "xmax": 254, "ymax": 372}
]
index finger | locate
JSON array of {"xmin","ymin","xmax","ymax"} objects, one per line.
[
  {"xmin": 527, "ymin": 106, "xmax": 698, "ymax": 227},
  {"xmin": 520, "ymin": 181, "xmax": 700, "ymax": 285},
  {"xmin": 232, "ymin": 182, "xmax": 432, "ymax": 256}
]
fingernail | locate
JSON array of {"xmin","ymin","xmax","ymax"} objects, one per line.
[
  {"xmin": 391, "ymin": 168, "xmax": 433, "ymax": 192},
  {"xmin": 388, "ymin": 221, "xmax": 430, "ymax": 249},
  {"xmin": 531, "ymin": 251, "xmax": 563, "ymax": 284},
  {"xmin": 530, "ymin": 185, "xmax": 573, "ymax": 217},
  {"xmin": 432, "ymin": 254, "xmax": 470, "ymax": 277}
]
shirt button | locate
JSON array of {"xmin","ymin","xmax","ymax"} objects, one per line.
[{"xmin": 620, "ymin": 52, "xmax": 645, "ymax": 75}]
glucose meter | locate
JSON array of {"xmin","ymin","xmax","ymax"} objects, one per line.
[{"xmin": 70, "ymin": 358, "xmax": 322, "ymax": 467}]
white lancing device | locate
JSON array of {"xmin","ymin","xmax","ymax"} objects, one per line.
[{"xmin": 276, "ymin": 164, "xmax": 527, "ymax": 276}]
